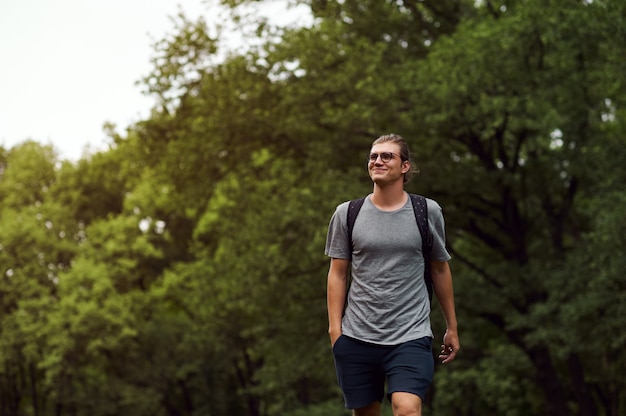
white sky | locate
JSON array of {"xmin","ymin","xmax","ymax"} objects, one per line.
[{"xmin": 0, "ymin": 0, "xmax": 310, "ymax": 161}]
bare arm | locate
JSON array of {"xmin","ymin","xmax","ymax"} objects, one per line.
[
  {"xmin": 431, "ymin": 260, "xmax": 460, "ymax": 363},
  {"xmin": 327, "ymin": 258, "xmax": 349, "ymax": 346}
]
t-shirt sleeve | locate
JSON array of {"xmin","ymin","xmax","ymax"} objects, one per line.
[
  {"xmin": 324, "ymin": 202, "xmax": 351, "ymax": 259},
  {"xmin": 427, "ymin": 199, "xmax": 452, "ymax": 262}
]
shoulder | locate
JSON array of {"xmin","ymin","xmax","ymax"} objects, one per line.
[
  {"xmin": 414, "ymin": 195, "xmax": 445, "ymax": 223},
  {"xmin": 424, "ymin": 197, "xmax": 446, "ymax": 227},
  {"xmin": 409, "ymin": 194, "xmax": 443, "ymax": 214},
  {"xmin": 425, "ymin": 197, "xmax": 443, "ymax": 213},
  {"xmin": 329, "ymin": 200, "xmax": 352, "ymax": 227},
  {"xmin": 335, "ymin": 200, "xmax": 351, "ymax": 215},
  {"xmin": 337, "ymin": 194, "xmax": 372, "ymax": 214}
]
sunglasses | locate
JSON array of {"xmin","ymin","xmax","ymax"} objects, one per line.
[{"xmin": 368, "ymin": 152, "xmax": 401, "ymax": 163}]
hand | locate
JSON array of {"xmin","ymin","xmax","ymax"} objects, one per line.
[
  {"xmin": 329, "ymin": 329, "xmax": 342, "ymax": 347},
  {"xmin": 438, "ymin": 329, "xmax": 460, "ymax": 364}
]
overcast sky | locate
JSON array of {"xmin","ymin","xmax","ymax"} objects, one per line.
[{"xmin": 0, "ymin": 0, "xmax": 309, "ymax": 161}]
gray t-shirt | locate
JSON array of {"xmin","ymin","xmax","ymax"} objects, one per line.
[{"xmin": 325, "ymin": 193, "xmax": 451, "ymax": 345}]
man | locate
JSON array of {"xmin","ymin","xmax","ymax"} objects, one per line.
[{"xmin": 325, "ymin": 134, "xmax": 459, "ymax": 416}]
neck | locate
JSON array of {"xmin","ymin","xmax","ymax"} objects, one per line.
[{"xmin": 370, "ymin": 182, "xmax": 407, "ymax": 211}]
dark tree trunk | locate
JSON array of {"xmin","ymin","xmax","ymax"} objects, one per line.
[
  {"xmin": 527, "ymin": 346, "xmax": 570, "ymax": 416},
  {"xmin": 567, "ymin": 354, "xmax": 598, "ymax": 416}
]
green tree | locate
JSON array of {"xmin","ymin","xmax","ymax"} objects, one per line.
[
  {"xmin": 0, "ymin": 142, "xmax": 74, "ymax": 415},
  {"xmin": 2, "ymin": 0, "xmax": 624, "ymax": 414},
  {"xmin": 410, "ymin": 1, "xmax": 626, "ymax": 414}
]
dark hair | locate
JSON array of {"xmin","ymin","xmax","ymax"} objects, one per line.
[{"xmin": 371, "ymin": 133, "xmax": 418, "ymax": 183}]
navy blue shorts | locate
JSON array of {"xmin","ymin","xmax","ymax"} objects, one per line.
[{"xmin": 332, "ymin": 335, "xmax": 434, "ymax": 409}]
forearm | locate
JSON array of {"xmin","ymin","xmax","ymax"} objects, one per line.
[
  {"xmin": 327, "ymin": 275, "xmax": 346, "ymax": 333},
  {"xmin": 327, "ymin": 259, "xmax": 349, "ymax": 338},
  {"xmin": 431, "ymin": 261, "xmax": 457, "ymax": 331},
  {"xmin": 431, "ymin": 260, "xmax": 460, "ymax": 362}
]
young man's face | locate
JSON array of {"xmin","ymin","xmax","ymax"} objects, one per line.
[{"xmin": 368, "ymin": 142, "xmax": 409, "ymax": 185}]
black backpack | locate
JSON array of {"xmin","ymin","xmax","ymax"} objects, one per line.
[{"xmin": 346, "ymin": 194, "xmax": 434, "ymax": 301}]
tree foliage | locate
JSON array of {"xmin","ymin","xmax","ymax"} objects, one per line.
[{"xmin": 0, "ymin": 0, "xmax": 624, "ymax": 415}]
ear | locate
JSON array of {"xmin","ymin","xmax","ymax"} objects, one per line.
[{"xmin": 402, "ymin": 160, "xmax": 411, "ymax": 173}]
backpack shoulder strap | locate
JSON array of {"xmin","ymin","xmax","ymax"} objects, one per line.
[
  {"xmin": 347, "ymin": 197, "xmax": 367, "ymax": 257},
  {"xmin": 409, "ymin": 194, "xmax": 431, "ymax": 250},
  {"xmin": 409, "ymin": 194, "xmax": 434, "ymax": 301}
]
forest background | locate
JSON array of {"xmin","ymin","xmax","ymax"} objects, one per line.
[{"xmin": 0, "ymin": 0, "xmax": 624, "ymax": 415}]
